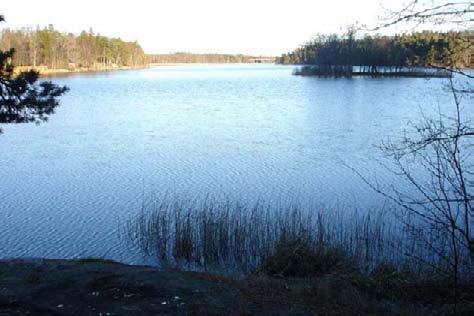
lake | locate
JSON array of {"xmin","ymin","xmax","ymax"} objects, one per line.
[{"xmin": 0, "ymin": 64, "xmax": 460, "ymax": 264}]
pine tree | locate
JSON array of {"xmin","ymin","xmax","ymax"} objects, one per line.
[{"xmin": 0, "ymin": 15, "xmax": 68, "ymax": 133}]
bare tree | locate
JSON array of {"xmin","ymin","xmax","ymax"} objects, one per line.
[
  {"xmin": 357, "ymin": 1, "xmax": 473, "ymax": 314},
  {"xmin": 376, "ymin": 1, "xmax": 473, "ymax": 29}
]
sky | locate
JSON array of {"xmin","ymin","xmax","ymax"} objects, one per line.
[{"xmin": 0, "ymin": 0, "xmax": 460, "ymax": 55}]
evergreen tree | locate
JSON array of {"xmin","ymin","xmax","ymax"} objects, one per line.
[
  {"xmin": 0, "ymin": 15, "xmax": 68, "ymax": 133},
  {"xmin": 278, "ymin": 30, "xmax": 473, "ymax": 71}
]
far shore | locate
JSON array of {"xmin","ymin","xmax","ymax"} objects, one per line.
[
  {"xmin": 148, "ymin": 62, "xmax": 275, "ymax": 66},
  {"xmin": 14, "ymin": 62, "xmax": 277, "ymax": 77},
  {"xmin": 14, "ymin": 65, "xmax": 150, "ymax": 77}
]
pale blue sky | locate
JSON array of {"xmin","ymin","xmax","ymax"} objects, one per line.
[{"xmin": 0, "ymin": 0, "xmax": 462, "ymax": 55}]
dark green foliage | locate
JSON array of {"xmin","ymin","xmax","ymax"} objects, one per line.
[
  {"xmin": 278, "ymin": 31, "xmax": 473, "ymax": 73},
  {"xmin": 0, "ymin": 17, "xmax": 68, "ymax": 133}
]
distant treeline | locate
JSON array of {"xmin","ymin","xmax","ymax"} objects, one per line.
[
  {"xmin": 147, "ymin": 53, "xmax": 272, "ymax": 64},
  {"xmin": 0, "ymin": 25, "xmax": 146, "ymax": 69},
  {"xmin": 278, "ymin": 31, "xmax": 473, "ymax": 75}
]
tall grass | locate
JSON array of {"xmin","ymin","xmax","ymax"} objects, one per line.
[{"xmin": 125, "ymin": 198, "xmax": 445, "ymax": 274}]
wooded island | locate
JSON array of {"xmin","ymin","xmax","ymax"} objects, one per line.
[{"xmin": 278, "ymin": 31, "xmax": 473, "ymax": 77}]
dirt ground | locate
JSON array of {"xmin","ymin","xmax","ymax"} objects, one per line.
[{"xmin": 0, "ymin": 259, "xmax": 313, "ymax": 316}]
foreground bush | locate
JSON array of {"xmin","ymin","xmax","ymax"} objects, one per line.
[{"xmin": 260, "ymin": 238, "xmax": 356, "ymax": 277}]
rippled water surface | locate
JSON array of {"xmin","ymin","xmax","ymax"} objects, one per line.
[{"xmin": 0, "ymin": 64, "xmax": 460, "ymax": 263}]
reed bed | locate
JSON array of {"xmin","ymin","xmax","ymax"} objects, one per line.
[{"xmin": 124, "ymin": 198, "xmax": 460, "ymax": 275}]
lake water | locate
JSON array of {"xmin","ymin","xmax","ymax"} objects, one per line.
[{"xmin": 0, "ymin": 64, "xmax": 461, "ymax": 264}]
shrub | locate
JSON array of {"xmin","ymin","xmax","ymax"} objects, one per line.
[{"xmin": 260, "ymin": 238, "xmax": 356, "ymax": 277}]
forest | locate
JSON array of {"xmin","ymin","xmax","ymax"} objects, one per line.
[
  {"xmin": 147, "ymin": 52, "xmax": 270, "ymax": 64},
  {"xmin": 0, "ymin": 25, "xmax": 147, "ymax": 70},
  {"xmin": 278, "ymin": 31, "xmax": 473, "ymax": 76},
  {"xmin": 0, "ymin": 24, "xmax": 274, "ymax": 71}
]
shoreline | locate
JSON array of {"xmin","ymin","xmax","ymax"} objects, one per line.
[
  {"xmin": 0, "ymin": 258, "xmax": 312, "ymax": 315},
  {"xmin": 13, "ymin": 63, "xmax": 277, "ymax": 77},
  {"xmin": 291, "ymin": 65, "xmax": 467, "ymax": 78},
  {"xmin": 1, "ymin": 258, "xmax": 472, "ymax": 315},
  {"xmin": 148, "ymin": 62, "xmax": 275, "ymax": 66},
  {"xmin": 14, "ymin": 65, "xmax": 150, "ymax": 77}
]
